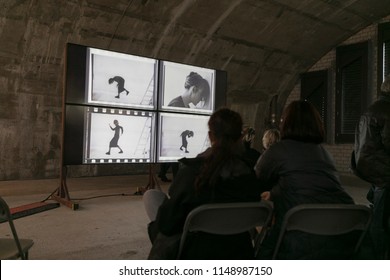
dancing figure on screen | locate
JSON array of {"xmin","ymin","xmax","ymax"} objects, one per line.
[
  {"xmin": 108, "ymin": 76, "xmax": 129, "ymax": 99},
  {"xmin": 106, "ymin": 120, "xmax": 123, "ymax": 155},
  {"xmin": 180, "ymin": 130, "xmax": 194, "ymax": 153}
]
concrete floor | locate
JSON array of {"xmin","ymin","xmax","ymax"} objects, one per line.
[
  {"xmin": 0, "ymin": 172, "xmax": 370, "ymax": 260},
  {"xmin": 0, "ymin": 174, "xmax": 172, "ymax": 260}
]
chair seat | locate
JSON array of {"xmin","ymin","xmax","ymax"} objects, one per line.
[{"xmin": 0, "ymin": 238, "xmax": 34, "ymax": 260}]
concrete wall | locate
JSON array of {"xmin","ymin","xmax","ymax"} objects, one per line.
[{"xmin": 0, "ymin": 1, "xmax": 389, "ymax": 181}]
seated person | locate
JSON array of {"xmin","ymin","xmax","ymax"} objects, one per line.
[
  {"xmin": 242, "ymin": 127, "xmax": 261, "ymax": 168},
  {"xmin": 144, "ymin": 108, "xmax": 262, "ymax": 259},
  {"xmin": 254, "ymin": 100, "xmax": 356, "ymax": 259}
]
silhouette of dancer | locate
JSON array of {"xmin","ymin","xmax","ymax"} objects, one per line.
[
  {"xmin": 180, "ymin": 130, "xmax": 194, "ymax": 153},
  {"xmin": 108, "ymin": 76, "xmax": 129, "ymax": 99},
  {"xmin": 106, "ymin": 120, "xmax": 123, "ymax": 155}
]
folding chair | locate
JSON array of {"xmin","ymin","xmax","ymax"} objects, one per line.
[
  {"xmin": 177, "ymin": 201, "xmax": 273, "ymax": 259},
  {"xmin": 272, "ymin": 204, "xmax": 372, "ymax": 259},
  {"xmin": 0, "ymin": 196, "xmax": 34, "ymax": 260}
]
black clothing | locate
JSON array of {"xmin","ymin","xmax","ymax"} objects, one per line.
[
  {"xmin": 254, "ymin": 139, "xmax": 355, "ymax": 259},
  {"xmin": 353, "ymin": 93, "xmax": 390, "ymax": 259},
  {"xmin": 110, "ymin": 76, "xmax": 129, "ymax": 97},
  {"xmin": 242, "ymin": 142, "xmax": 261, "ymax": 168},
  {"xmin": 168, "ymin": 96, "xmax": 187, "ymax": 108},
  {"xmin": 151, "ymin": 150, "xmax": 262, "ymax": 259},
  {"xmin": 158, "ymin": 163, "xmax": 179, "ymax": 182},
  {"xmin": 180, "ymin": 130, "xmax": 193, "ymax": 152},
  {"xmin": 113, "ymin": 76, "xmax": 125, "ymax": 91},
  {"xmin": 353, "ymin": 93, "xmax": 390, "ymax": 188},
  {"xmin": 109, "ymin": 125, "xmax": 123, "ymax": 147}
]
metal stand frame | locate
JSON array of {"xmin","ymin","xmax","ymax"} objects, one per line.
[{"xmin": 51, "ymin": 165, "xmax": 79, "ymax": 210}]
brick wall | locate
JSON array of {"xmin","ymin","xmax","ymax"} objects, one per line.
[{"xmin": 286, "ymin": 17, "xmax": 390, "ymax": 173}]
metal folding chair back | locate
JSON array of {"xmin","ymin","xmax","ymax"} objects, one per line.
[
  {"xmin": 272, "ymin": 204, "xmax": 372, "ymax": 259},
  {"xmin": 177, "ymin": 201, "xmax": 273, "ymax": 259},
  {"xmin": 0, "ymin": 196, "xmax": 34, "ymax": 260}
]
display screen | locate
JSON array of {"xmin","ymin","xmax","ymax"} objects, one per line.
[
  {"xmin": 160, "ymin": 61, "xmax": 215, "ymax": 114},
  {"xmin": 63, "ymin": 43, "xmax": 226, "ymax": 165},
  {"xmin": 86, "ymin": 48, "xmax": 158, "ymax": 109},
  {"xmin": 158, "ymin": 112, "xmax": 210, "ymax": 161},
  {"xmin": 83, "ymin": 107, "xmax": 155, "ymax": 164}
]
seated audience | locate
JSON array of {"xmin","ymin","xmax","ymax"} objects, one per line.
[
  {"xmin": 255, "ymin": 100, "xmax": 356, "ymax": 259},
  {"xmin": 144, "ymin": 108, "xmax": 262, "ymax": 259}
]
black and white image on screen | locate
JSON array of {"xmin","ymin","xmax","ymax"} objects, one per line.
[
  {"xmin": 158, "ymin": 113, "xmax": 210, "ymax": 161},
  {"xmin": 160, "ymin": 61, "xmax": 215, "ymax": 113},
  {"xmin": 106, "ymin": 119, "xmax": 124, "ymax": 155},
  {"xmin": 86, "ymin": 48, "xmax": 157, "ymax": 109},
  {"xmin": 179, "ymin": 130, "xmax": 194, "ymax": 153},
  {"xmin": 84, "ymin": 108, "xmax": 154, "ymax": 163}
]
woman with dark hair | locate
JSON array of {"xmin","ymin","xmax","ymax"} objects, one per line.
[
  {"xmin": 168, "ymin": 72, "xmax": 210, "ymax": 109},
  {"xmin": 254, "ymin": 100, "xmax": 355, "ymax": 259},
  {"xmin": 145, "ymin": 108, "xmax": 261, "ymax": 259}
]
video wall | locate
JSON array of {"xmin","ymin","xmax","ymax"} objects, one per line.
[{"xmin": 63, "ymin": 43, "xmax": 227, "ymax": 165}]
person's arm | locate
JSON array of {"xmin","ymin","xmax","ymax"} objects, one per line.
[
  {"xmin": 254, "ymin": 145, "xmax": 281, "ymax": 192},
  {"xmin": 155, "ymin": 165, "xmax": 198, "ymax": 236}
]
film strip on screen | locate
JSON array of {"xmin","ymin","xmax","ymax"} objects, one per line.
[{"xmin": 83, "ymin": 107, "xmax": 154, "ymax": 164}]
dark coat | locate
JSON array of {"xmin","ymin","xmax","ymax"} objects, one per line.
[
  {"xmin": 168, "ymin": 96, "xmax": 187, "ymax": 108},
  {"xmin": 353, "ymin": 93, "xmax": 390, "ymax": 188},
  {"xmin": 151, "ymin": 150, "xmax": 262, "ymax": 259},
  {"xmin": 254, "ymin": 139, "xmax": 355, "ymax": 259}
]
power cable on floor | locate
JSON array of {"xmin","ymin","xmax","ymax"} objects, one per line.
[{"xmin": 71, "ymin": 193, "xmax": 137, "ymax": 201}]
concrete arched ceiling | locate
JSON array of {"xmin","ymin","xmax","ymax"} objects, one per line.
[
  {"xmin": 2, "ymin": 0, "xmax": 390, "ymax": 104},
  {"xmin": 1, "ymin": 0, "xmax": 390, "ymax": 180}
]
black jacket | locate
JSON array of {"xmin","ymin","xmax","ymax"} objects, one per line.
[
  {"xmin": 354, "ymin": 93, "xmax": 390, "ymax": 188},
  {"xmin": 153, "ymin": 150, "xmax": 262, "ymax": 259},
  {"xmin": 254, "ymin": 139, "xmax": 355, "ymax": 259}
]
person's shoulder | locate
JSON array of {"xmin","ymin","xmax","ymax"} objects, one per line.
[
  {"xmin": 168, "ymin": 96, "xmax": 184, "ymax": 107},
  {"xmin": 226, "ymin": 154, "xmax": 257, "ymax": 175},
  {"xmin": 265, "ymin": 139, "xmax": 320, "ymax": 158},
  {"xmin": 178, "ymin": 156, "xmax": 204, "ymax": 170},
  {"xmin": 264, "ymin": 139, "xmax": 288, "ymax": 153},
  {"xmin": 368, "ymin": 94, "xmax": 390, "ymax": 111}
]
